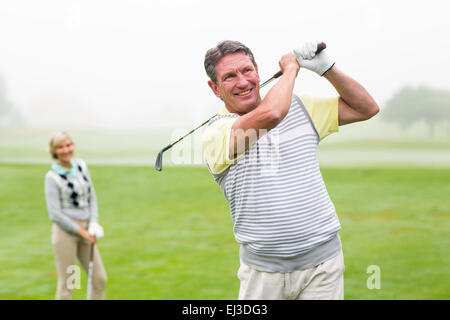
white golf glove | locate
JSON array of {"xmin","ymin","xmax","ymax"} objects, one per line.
[
  {"xmin": 294, "ymin": 41, "xmax": 335, "ymax": 76},
  {"xmin": 88, "ymin": 221, "xmax": 104, "ymax": 240}
]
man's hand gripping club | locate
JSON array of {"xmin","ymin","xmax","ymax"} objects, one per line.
[{"xmin": 294, "ymin": 40, "xmax": 335, "ymax": 76}]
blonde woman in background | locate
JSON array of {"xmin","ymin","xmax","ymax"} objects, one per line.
[{"xmin": 44, "ymin": 131, "xmax": 107, "ymax": 299}]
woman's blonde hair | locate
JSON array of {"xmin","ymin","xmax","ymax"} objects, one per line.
[{"xmin": 49, "ymin": 131, "xmax": 74, "ymax": 160}]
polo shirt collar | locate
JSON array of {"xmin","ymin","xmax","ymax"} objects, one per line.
[
  {"xmin": 52, "ymin": 159, "xmax": 77, "ymax": 177},
  {"xmin": 219, "ymin": 107, "xmax": 231, "ymax": 115}
]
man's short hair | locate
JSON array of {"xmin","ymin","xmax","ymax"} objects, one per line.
[{"xmin": 204, "ymin": 40, "xmax": 257, "ymax": 84}]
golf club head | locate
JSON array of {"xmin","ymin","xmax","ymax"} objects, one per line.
[{"xmin": 155, "ymin": 150, "xmax": 164, "ymax": 171}]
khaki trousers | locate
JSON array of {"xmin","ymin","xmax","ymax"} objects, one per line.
[
  {"xmin": 51, "ymin": 220, "xmax": 107, "ymax": 300},
  {"xmin": 238, "ymin": 251, "xmax": 345, "ymax": 300}
]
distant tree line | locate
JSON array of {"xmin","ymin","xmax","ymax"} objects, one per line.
[{"xmin": 381, "ymin": 85, "xmax": 450, "ymax": 137}]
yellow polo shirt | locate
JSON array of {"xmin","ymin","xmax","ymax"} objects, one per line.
[{"xmin": 202, "ymin": 94, "xmax": 339, "ymax": 174}]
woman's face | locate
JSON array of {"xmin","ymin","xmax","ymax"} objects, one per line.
[{"xmin": 55, "ymin": 139, "xmax": 74, "ymax": 163}]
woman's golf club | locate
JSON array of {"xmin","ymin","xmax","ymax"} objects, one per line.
[
  {"xmin": 86, "ymin": 241, "xmax": 95, "ymax": 300},
  {"xmin": 155, "ymin": 42, "xmax": 326, "ymax": 171}
]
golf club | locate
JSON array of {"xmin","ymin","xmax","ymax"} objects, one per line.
[
  {"xmin": 155, "ymin": 115, "xmax": 217, "ymax": 172},
  {"xmin": 155, "ymin": 42, "xmax": 326, "ymax": 171},
  {"xmin": 86, "ymin": 241, "xmax": 94, "ymax": 300}
]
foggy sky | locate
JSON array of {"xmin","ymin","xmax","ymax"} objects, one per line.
[{"xmin": 0, "ymin": 0, "xmax": 449, "ymax": 129}]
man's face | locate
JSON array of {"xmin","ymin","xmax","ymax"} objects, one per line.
[{"xmin": 208, "ymin": 52, "xmax": 261, "ymax": 115}]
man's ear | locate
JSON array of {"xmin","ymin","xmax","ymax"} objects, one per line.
[{"xmin": 208, "ymin": 80, "xmax": 221, "ymax": 99}]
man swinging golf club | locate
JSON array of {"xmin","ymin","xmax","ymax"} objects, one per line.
[{"xmin": 202, "ymin": 40, "xmax": 379, "ymax": 300}]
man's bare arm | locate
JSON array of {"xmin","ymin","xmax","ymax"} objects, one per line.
[{"xmin": 323, "ymin": 66, "xmax": 379, "ymax": 126}]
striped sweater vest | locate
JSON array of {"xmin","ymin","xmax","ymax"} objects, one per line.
[
  {"xmin": 47, "ymin": 159, "xmax": 92, "ymax": 209},
  {"xmin": 207, "ymin": 94, "xmax": 341, "ymax": 271}
]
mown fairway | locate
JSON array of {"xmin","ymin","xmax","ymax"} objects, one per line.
[{"xmin": 0, "ymin": 164, "xmax": 449, "ymax": 299}]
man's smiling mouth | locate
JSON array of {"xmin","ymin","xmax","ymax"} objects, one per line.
[{"xmin": 235, "ymin": 89, "xmax": 252, "ymax": 96}]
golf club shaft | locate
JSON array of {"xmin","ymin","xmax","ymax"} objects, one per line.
[
  {"xmin": 86, "ymin": 242, "xmax": 95, "ymax": 300},
  {"xmin": 169, "ymin": 114, "xmax": 217, "ymax": 149}
]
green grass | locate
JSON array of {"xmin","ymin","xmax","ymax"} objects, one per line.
[
  {"xmin": 2, "ymin": 125, "xmax": 450, "ymax": 167},
  {"xmin": 0, "ymin": 126, "xmax": 170, "ymax": 163},
  {"xmin": 0, "ymin": 164, "xmax": 449, "ymax": 300}
]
